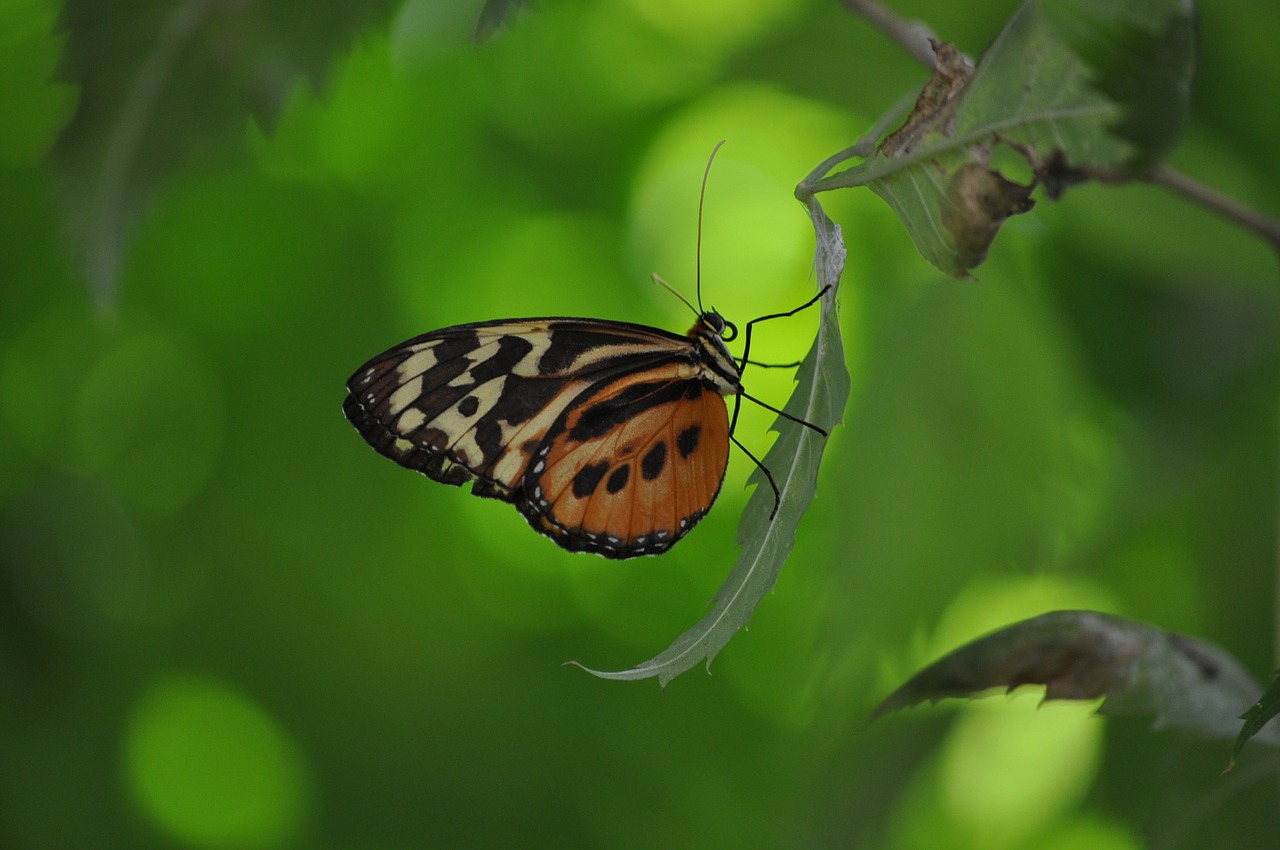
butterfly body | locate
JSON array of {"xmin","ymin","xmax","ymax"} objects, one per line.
[{"xmin": 344, "ymin": 312, "xmax": 743, "ymax": 558}]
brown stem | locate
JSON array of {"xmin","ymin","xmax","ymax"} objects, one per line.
[
  {"xmin": 838, "ymin": 0, "xmax": 936, "ymax": 69},
  {"xmin": 1142, "ymin": 164, "xmax": 1280, "ymax": 257}
]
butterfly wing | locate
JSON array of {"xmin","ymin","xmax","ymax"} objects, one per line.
[
  {"xmin": 520, "ymin": 364, "xmax": 731, "ymax": 558},
  {"xmin": 344, "ymin": 317, "xmax": 699, "ymax": 508}
]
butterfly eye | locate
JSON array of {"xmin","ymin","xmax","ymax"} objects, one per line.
[
  {"xmin": 700, "ymin": 311, "xmax": 731, "ymax": 339},
  {"xmin": 721, "ymin": 320, "xmax": 738, "ymax": 342}
]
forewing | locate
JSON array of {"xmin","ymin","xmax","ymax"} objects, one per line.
[
  {"xmin": 344, "ymin": 319, "xmax": 690, "ymax": 502},
  {"xmin": 521, "ymin": 367, "xmax": 731, "ymax": 558}
]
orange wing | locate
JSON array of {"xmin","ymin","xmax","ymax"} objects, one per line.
[{"xmin": 519, "ymin": 366, "xmax": 730, "ymax": 558}]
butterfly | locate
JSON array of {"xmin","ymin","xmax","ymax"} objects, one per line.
[{"xmin": 343, "ymin": 144, "xmax": 829, "ymax": 559}]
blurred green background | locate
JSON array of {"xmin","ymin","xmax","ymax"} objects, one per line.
[{"xmin": 2, "ymin": 0, "xmax": 1278, "ymax": 847}]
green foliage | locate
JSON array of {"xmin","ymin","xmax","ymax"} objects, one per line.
[
  {"xmin": 0, "ymin": 0, "xmax": 77, "ymax": 166},
  {"xmin": 1, "ymin": 0, "xmax": 1277, "ymax": 848}
]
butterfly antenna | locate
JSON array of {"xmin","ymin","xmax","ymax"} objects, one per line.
[
  {"xmin": 696, "ymin": 139, "xmax": 726, "ymax": 314},
  {"xmin": 651, "ymin": 273, "xmax": 699, "ymax": 319}
]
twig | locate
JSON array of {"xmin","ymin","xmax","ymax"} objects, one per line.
[
  {"xmin": 838, "ymin": 0, "xmax": 936, "ymax": 69},
  {"xmin": 1143, "ymin": 164, "xmax": 1280, "ymax": 257}
]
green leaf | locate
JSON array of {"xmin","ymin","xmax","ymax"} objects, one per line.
[
  {"xmin": 875, "ymin": 610, "xmax": 1273, "ymax": 744},
  {"xmin": 574, "ymin": 199, "xmax": 851, "ymax": 686},
  {"xmin": 0, "ymin": 0, "xmax": 78, "ymax": 166},
  {"xmin": 806, "ymin": 0, "xmax": 1197, "ymax": 277},
  {"xmin": 1231, "ymin": 670, "xmax": 1280, "ymax": 766}
]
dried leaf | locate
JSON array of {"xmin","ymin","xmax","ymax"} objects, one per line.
[
  {"xmin": 941, "ymin": 161, "xmax": 1036, "ymax": 271},
  {"xmin": 876, "ymin": 41, "xmax": 974, "ymax": 157}
]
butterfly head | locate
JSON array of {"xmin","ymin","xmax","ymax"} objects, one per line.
[{"xmin": 698, "ymin": 310, "xmax": 737, "ymax": 342}]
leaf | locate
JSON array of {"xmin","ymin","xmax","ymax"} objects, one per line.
[
  {"xmin": 0, "ymin": 0, "xmax": 78, "ymax": 167},
  {"xmin": 51, "ymin": 0, "xmax": 402, "ymax": 311},
  {"xmin": 1231, "ymin": 670, "xmax": 1280, "ymax": 766},
  {"xmin": 806, "ymin": 0, "xmax": 1197, "ymax": 277},
  {"xmin": 574, "ymin": 199, "xmax": 851, "ymax": 686},
  {"xmin": 875, "ymin": 610, "xmax": 1275, "ymax": 744}
]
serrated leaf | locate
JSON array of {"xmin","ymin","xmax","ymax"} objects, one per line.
[
  {"xmin": 1231, "ymin": 670, "xmax": 1280, "ymax": 765},
  {"xmin": 875, "ymin": 610, "xmax": 1275, "ymax": 745},
  {"xmin": 807, "ymin": 0, "xmax": 1196, "ymax": 277},
  {"xmin": 0, "ymin": 0, "xmax": 78, "ymax": 166},
  {"xmin": 575, "ymin": 199, "xmax": 851, "ymax": 686}
]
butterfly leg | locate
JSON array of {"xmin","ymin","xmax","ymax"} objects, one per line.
[
  {"xmin": 729, "ymin": 431, "xmax": 782, "ymax": 519},
  {"xmin": 735, "ymin": 285, "xmax": 832, "ymax": 379},
  {"xmin": 727, "ymin": 285, "xmax": 832, "ymax": 438}
]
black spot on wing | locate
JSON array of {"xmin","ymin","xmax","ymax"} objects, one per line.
[
  {"xmin": 676, "ymin": 425, "xmax": 700, "ymax": 458},
  {"xmin": 572, "ymin": 462, "xmax": 609, "ymax": 499},
  {"xmin": 568, "ymin": 381, "xmax": 701, "ymax": 442},
  {"xmin": 457, "ymin": 396, "xmax": 479, "ymax": 417},
  {"xmin": 641, "ymin": 441, "xmax": 666, "ymax": 480},
  {"xmin": 606, "ymin": 464, "xmax": 630, "ymax": 494},
  {"xmin": 473, "ymin": 417, "xmax": 505, "ymax": 463}
]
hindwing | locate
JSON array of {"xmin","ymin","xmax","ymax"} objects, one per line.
[{"xmin": 520, "ymin": 365, "xmax": 731, "ymax": 558}]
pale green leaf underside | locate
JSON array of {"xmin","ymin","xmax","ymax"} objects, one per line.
[
  {"xmin": 876, "ymin": 610, "xmax": 1273, "ymax": 744},
  {"xmin": 576, "ymin": 200, "xmax": 851, "ymax": 685}
]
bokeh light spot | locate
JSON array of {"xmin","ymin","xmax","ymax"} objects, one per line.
[
  {"xmin": 1039, "ymin": 815, "xmax": 1141, "ymax": 850},
  {"xmin": 940, "ymin": 693, "xmax": 1103, "ymax": 848},
  {"xmin": 72, "ymin": 324, "xmax": 223, "ymax": 516},
  {"xmin": 124, "ymin": 673, "xmax": 309, "ymax": 850},
  {"xmin": 2, "ymin": 303, "xmax": 106, "ymax": 461},
  {"xmin": 1, "ymin": 475, "xmax": 145, "ymax": 640},
  {"xmin": 628, "ymin": 85, "xmax": 857, "ymax": 324},
  {"xmin": 395, "ymin": 212, "xmax": 630, "ymax": 326},
  {"xmin": 624, "ymin": 0, "xmax": 806, "ymax": 52},
  {"xmin": 928, "ymin": 574, "xmax": 1119, "ymax": 668}
]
